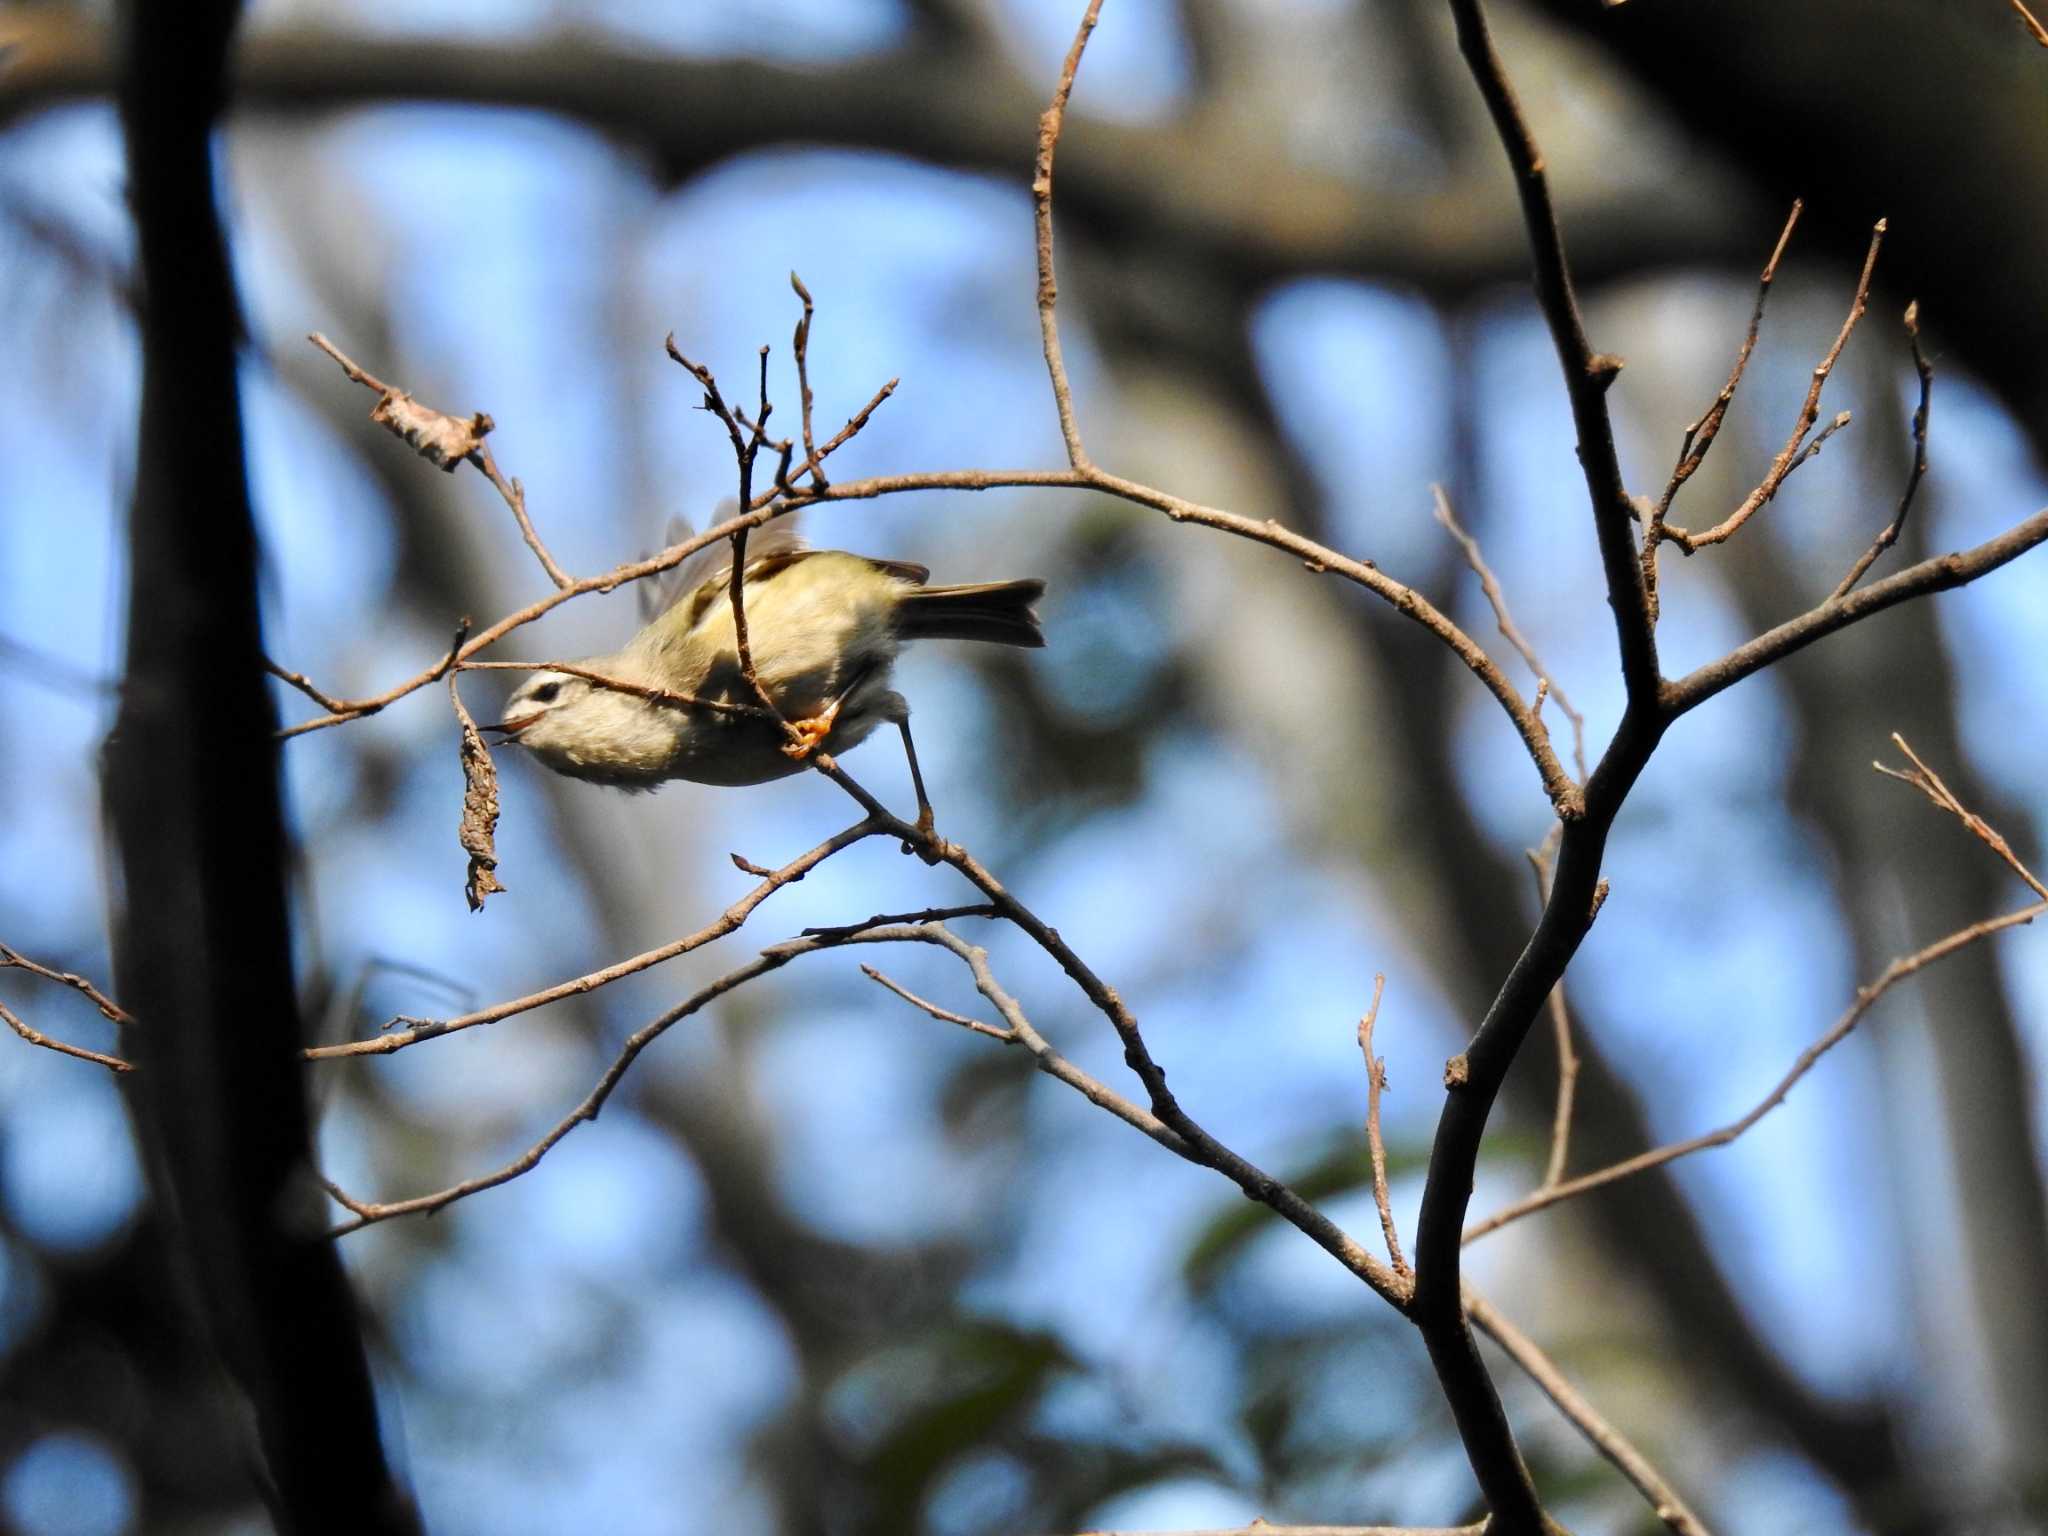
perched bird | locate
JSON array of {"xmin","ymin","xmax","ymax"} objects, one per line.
[{"xmin": 490, "ymin": 518, "xmax": 1044, "ymax": 832}]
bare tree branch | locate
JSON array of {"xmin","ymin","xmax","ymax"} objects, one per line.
[
  {"xmin": 1664, "ymin": 503, "xmax": 2048, "ymax": 715},
  {"xmin": 0, "ymin": 997, "xmax": 132, "ymax": 1073},
  {"xmin": 302, "ymin": 818, "xmax": 881, "ymax": 1058},
  {"xmin": 1875, "ymin": 733, "xmax": 2046, "ymax": 897},
  {"xmin": 1432, "ymin": 485, "xmax": 1587, "ymax": 781},
  {"xmin": 776, "ymin": 464, "xmax": 1582, "ymax": 815},
  {"xmin": 1524, "ymin": 836, "xmax": 1579, "ymax": 1189},
  {"xmin": 1034, "ymin": 0, "xmax": 1100, "ymax": 471},
  {"xmin": 1446, "ymin": 0, "xmax": 1656, "ymax": 715},
  {"xmin": 1831, "ymin": 300, "xmax": 1932, "ymax": 598},
  {"xmin": 860, "ymin": 963, "xmax": 1009, "ymax": 1038},
  {"xmin": 1465, "ymin": 895, "xmax": 2043, "ymax": 1243},
  {"xmin": 1467, "ymin": 742, "xmax": 2045, "ymax": 1242},
  {"xmin": 1465, "ymin": 1289, "xmax": 1714, "ymax": 1536},
  {"xmin": 1356, "ymin": 975, "xmax": 1409, "ymax": 1278},
  {"xmin": 328, "ymin": 917, "xmax": 1191, "ymax": 1232},
  {"xmin": 1640, "ymin": 199, "xmax": 1801, "ymax": 617},
  {"xmin": 310, "ymin": 331, "xmax": 572, "ymax": 588},
  {"xmin": 2014, "ymin": 0, "xmax": 2048, "ymax": 48},
  {"xmin": 0, "ymin": 941, "xmax": 134, "ymax": 1027},
  {"xmin": 1663, "ymin": 220, "xmax": 1885, "ymax": 554}
]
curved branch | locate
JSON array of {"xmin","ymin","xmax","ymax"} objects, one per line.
[
  {"xmin": 1465, "ymin": 1290, "xmax": 1713, "ymax": 1536},
  {"xmin": 303, "ymin": 818, "xmax": 880, "ymax": 1058},
  {"xmin": 783, "ymin": 464, "xmax": 1581, "ymax": 815}
]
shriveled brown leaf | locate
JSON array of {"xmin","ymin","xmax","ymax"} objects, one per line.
[
  {"xmin": 370, "ymin": 391, "xmax": 492, "ymax": 472},
  {"xmin": 448, "ymin": 677, "xmax": 505, "ymax": 911}
]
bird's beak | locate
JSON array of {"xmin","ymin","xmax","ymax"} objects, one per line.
[{"xmin": 484, "ymin": 712, "xmax": 540, "ymax": 738}]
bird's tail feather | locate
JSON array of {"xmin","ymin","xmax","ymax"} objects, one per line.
[{"xmin": 894, "ymin": 579, "xmax": 1046, "ymax": 648}]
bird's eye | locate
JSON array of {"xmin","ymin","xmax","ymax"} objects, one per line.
[{"xmin": 532, "ymin": 682, "xmax": 562, "ymax": 704}]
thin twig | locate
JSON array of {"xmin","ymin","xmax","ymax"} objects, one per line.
[
  {"xmin": 1356, "ymin": 974, "xmax": 1408, "ymax": 1277},
  {"xmin": 806, "ymin": 376, "xmax": 898, "ymax": 470},
  {"xmin": 471, "ymin": 441, "xmax": 572, "ymax": 589},
  {"xmin": 924, "ymin": 925, "xmax": 1192, "ymax": 1156},
  {"xmin": 1471, "ymin": 739, "xmax": 2044, "ymax": 1252},
  {"xmin": 271, "ymin": 622, "xmax": 470, "ymax": 736},
  {"xmin": 1832, "ymin": 301, "xmax": 1933, "ymax": 599},
  {"xmin": 1665, "ymin": 221, "xmax": 1886, "ymax": 554},
  {"xmin": 788, "ymin": 271, "xmax": 826, "ymax": 486},
  {"xmin": 1641, "ymin": 200, "xmax": 1802, "ymax": 616},
  {"xmin": 273, "ymin": 502, "xmax": 792, "ymax": 737},
  {"xmin": 264, "ymin": 655, "xmax": 353, "ymax": 714},
  {"xmin": 802, "ymin": 903, "xmax": 998, "ymax": 940},
  {"xmin": 324, "ymin": 940, "xmax": 805, "ymax": 1234},
  {"xmin": 309, "ymin": 333, "xmax": 571, "ymax": 588},
  {"xmin": 1537, "ymin": 988, "xmax": 1575, "ymax": 1190},
  {"xmin": 857, "ymin": 925, "xmax": 1194, "ymax": 1156},
  {"xmin": 774, "ymin": 464, "xmax": 1579, "ymax": 815},
  {"xmin": 459, "ymin": 659, "xmax": 768, "ymax": 720},
  {"xmin": 2014, "ymin": 0, "xmax": 2048, "ymax": 47},
  {"xmin": 0, "ymin": 998, "xmax": 132, "ymax": 1073},
  {"xmin": 303, "ymin": 819, "xmax": 881, "ymax": 1058},
  {"xmin": 1432, "ymin": 486, "xmax": 1587, "ymax": 782},
  {"xmin": 1524, "ymin": 836, "xmax": 1578, "ymax": 1189},
  {"xmin": 799, "ymin": 760, "xmax": 1408, "ymax": 1305},
  {"xmin": 1032, "ymin": 0, "xmax": 1101, "ymax": 471},
  {"xmin": 1465, "ymin": 896, "xmax": 2048, "ymax": 1242},
  {"xmin": 860, "ymin": 964, "xmax": 1010, "ymax": 1039},
  {"xmin": 664, "ymin": 338, "xmax": 802, "ymax": 740},
  {"xmin": 1875, "ymin": 734, "xmax": 2047, "ymax": 897},
  {"xmin": 327, "ymin": 919, "xmax": 1189, "ymax": 1233},
  {"xmin": 1665, "ymin": 502, "xmax": 2048, "ymax": 716},
  {"xmin": 0, "ymin": 942, "xmax": 134, "ymax": 1026},
  {"xmin": 1465, "ymin": 1289, "xmax": 1714, "ymax": 1536}
]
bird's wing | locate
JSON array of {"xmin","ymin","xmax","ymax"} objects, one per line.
[
  {"xmin": 640, "ymin": 502, "xmax": 806, "ymax": 623},
  {"xmin": 639, "ymin": 513, "xmax": 698, "ymax": 623},
  {"xmin": 859, "ymin": 555, "xmax": 931, "ymax": 585}
]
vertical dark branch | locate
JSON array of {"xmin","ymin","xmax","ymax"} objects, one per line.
[
  {"xmin": 1446, "ymin": 0, "xmax": 1658, "ymax": 707},
  {"xmin": 103, "ymin": 3, "xmax": 417, "ymax": 1530}
]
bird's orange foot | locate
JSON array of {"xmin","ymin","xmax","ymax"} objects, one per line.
[{"xmin": 781, "ymin": 699, "xmax": 841, "ymax": 760}]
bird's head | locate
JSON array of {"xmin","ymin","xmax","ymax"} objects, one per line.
[{"xmin": 488, "ymin": 663, "xmax": 675, "ymax": 789}]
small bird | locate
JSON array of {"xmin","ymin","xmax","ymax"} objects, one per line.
[{"xmin": 490, "ymin": 519, "xmax": 1045, "ymax": 835}]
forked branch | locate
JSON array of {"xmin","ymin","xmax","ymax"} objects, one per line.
[
  {"xmin": 1466, "ymin": 740, "xmax": 2044, "ymax": 1243},
  {"xmin": 1662, "ymin": 221, "xmax": 1886, "ymax": 555}
]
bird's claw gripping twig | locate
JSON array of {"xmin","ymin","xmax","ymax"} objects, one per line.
[{"xmin": 781, "ymin": 699, "xmax": 842, "ymax": 760}]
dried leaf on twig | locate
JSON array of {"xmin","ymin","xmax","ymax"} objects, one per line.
[
  {"xmin": 370, "ymin": 393, "xmax": 492, "ymax": 472},
  {"xmin": 449, "ymin": 676, "xmax": 505, "ymax": 912}
]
